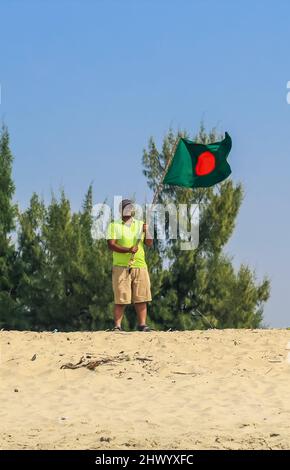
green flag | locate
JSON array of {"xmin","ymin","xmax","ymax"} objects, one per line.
[{"xmin": 163, "ymin": 132, "xmax": 232, "ymax": 188}]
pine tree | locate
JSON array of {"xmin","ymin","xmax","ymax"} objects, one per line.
[
  {"xmin": 17, "ymin": 192, "xmax": 47, "ymax": 328},
  {"xmin": 78, "ymin": 186, "xmax": 113, "ymax": 330},
  {"xmin": 0, "ymin": 126, "xmax": 25, "ymax": 328}
]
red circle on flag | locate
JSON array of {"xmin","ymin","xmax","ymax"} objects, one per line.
[{"xmin": 195, "ymin": 151, "xmax": 216, "ymax": 176}]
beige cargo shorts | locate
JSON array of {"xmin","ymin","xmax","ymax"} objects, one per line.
[{"xmin": 112, "ymin": 266, "xmax": 152, "ymax": 304}]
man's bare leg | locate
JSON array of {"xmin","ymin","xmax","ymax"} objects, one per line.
[
  {"xmin": 134, "ymin": 302, "xmax": 147, "ymax": 327},
  {"xmin": 114, "ymin": 304, "xmax": 125, "ymax": 328}
]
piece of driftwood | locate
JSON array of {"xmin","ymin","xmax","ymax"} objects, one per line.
[
  {"xmin": 60, "ymin": 353, "xmax": 152, "ymax": 371},
  {"xmin": 134, "ymin": 356, "xmax": 153, "ymax": 362},
  {"xmin": 172, "ymin": 371, "xmax": 197, "ymax": 376},
  {"xmin": 60, "ymin": 355, "xmax": 128, "ymax": 370}
]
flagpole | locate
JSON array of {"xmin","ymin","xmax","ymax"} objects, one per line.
[
  {"xmin": 151, "ymin": 135, "xmax": 180, "ymax": 205},
  {"xmin": 128, "ymin": 135, "xmax": 180, "ymax": 269}
]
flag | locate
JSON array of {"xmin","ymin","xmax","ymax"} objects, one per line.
[{"xmin": 163, "ymin": 132, "xmax": 232, "ymax": 188}]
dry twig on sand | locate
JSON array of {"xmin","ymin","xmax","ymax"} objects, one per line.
[{"xmin": 60, "ymin": 353, "xmax": 153, "ymax": 371}]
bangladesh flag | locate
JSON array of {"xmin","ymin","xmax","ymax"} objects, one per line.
[{"xmin": 163, "ymin": 132, "xmax": 232, "ymax": 188}]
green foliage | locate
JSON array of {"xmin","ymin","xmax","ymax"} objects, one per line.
[
  {"xmin": 0, "ymin": 125, "xmax": 271, "ymax": 330},
  {"xmin": 0, "ymin": 125, "xmax": 24, "ymax": 328},
  {"xmin": 16, "ymin": 189, "xmax": 113, "ymax": 331}
]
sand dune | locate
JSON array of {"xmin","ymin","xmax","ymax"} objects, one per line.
[{"xmin": 0, "ymin": 329, "xmax": 290, "ymax": 450}]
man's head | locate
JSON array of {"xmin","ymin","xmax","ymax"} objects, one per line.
[{"xmin": 120, "ymin": 199, "xmax": 135, "ymax": 218}]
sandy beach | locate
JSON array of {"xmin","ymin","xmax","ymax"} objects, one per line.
[{"xmin": 0, "ymin": 329, "xmax": 290, "ymax": 450}]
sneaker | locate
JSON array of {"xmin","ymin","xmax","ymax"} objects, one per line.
[
  {"xmin": 112, "ymin": 326, "xmax": 123, "ymax": 332},
  {"xmin": 137, "ymin": 324, "xmax": 151, "ymax": 332}
]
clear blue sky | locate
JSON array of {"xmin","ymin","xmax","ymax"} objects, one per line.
[{"xmin": 1, "ymin": 0, "xmax": 290, "ymax": 327}]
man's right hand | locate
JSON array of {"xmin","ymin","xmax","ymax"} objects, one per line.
[{"xmin": 129, "ymin": 245, "xmax": 138, "ymax": 254}]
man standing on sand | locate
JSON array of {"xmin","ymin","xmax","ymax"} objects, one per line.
[{"xmin": 107, "ymin": 199, "xmax": 153, "ymax": 332}]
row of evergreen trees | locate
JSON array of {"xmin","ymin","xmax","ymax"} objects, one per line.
[{"xmin": 0, "ymin": 125, "xmax": 270, "ymax": 331}]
